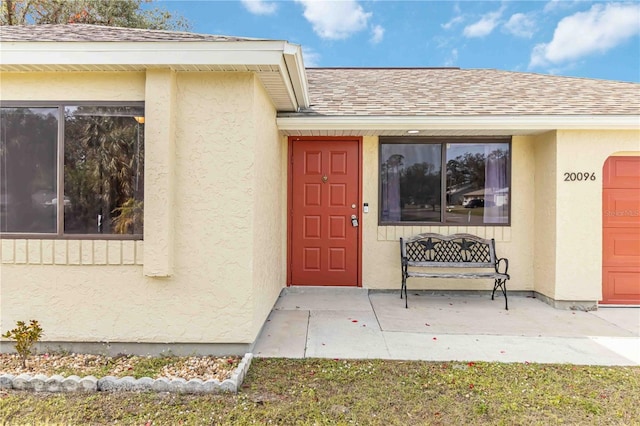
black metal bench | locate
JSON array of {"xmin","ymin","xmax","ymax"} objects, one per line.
[{"xmin": 399, "ymin": 233, "xmax": 510, "ymax": 309}]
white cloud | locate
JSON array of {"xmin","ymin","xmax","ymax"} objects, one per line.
[
  {"xmin": 503, "ymin": 13, "xmax": 536, "ymax": 38},
  {"xmin": 530, "ymin": 3, "xmax": 640, "ymax": 68},
  {"xmin": 295, "ymin": 0, "xmax": 372, "ymax": 40},
  {"xmin": 302, "ymin": 47, "xmax": 321, "ymax": 68},
  {"xmin": 543, "ymin": 0, "xmax": 581, "ymax": 14},
  {"xmin": 442, "ymin": 15, "xmax": 464, "ymax": 30},
  {"xmin": 241, "ymin": 0, "xmax": 277, "ymax": 15},
  {"xmin": 463, "ymin": 6, "xmax": 506, "ymax": 38},
  {"xmin": 444, "ymin": 48, "xmax": 459, "ymax": 67},
  {"xmin": 370, "ymin": 24, "xmax": 385, "ymax": 44}
]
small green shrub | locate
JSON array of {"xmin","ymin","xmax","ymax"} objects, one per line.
[{"xmin": 2, "ymin": 319, "xmax": 44, "ymax": 368}]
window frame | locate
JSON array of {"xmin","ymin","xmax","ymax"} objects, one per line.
[
  {"xmin": 378, "ymin": 136, "xmax": 512, "ymax": 227},
  {"xmin": 0, "ymin": 100, "xmax": 145, "ymax": 240}
]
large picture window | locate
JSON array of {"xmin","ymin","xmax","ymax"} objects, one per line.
[
  {"xmin": 0, "ymin": 103, "xmax": 144, "ymax": 237},
  {"xmin": 380, "ymin": 138, "xmax": 510, "ymax": 225}
]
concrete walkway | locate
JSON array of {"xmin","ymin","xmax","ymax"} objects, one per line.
[{"xmin": 253, "ymin": 287, "xmax": 640, "ymax": 366}]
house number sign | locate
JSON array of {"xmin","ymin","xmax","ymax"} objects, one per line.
[{"xmin": 563, "ymin": 172, "xmax": 596, "ymax": 181}]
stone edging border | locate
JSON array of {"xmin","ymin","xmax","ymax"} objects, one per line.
[{"xmin": 0, "ymin": 353, "xmax": 253, "ymax": 394}]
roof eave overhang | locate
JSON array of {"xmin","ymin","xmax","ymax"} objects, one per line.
[
  {"xmin": 0, "ymin": 40, "xmax": 309, "ymax": 112},
  {"xmin": 276, "ymin": 115, "xmax": 640, "ymax": 136}
]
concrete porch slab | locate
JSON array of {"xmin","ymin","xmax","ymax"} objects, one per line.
[
  {"xmin": 590, "ymin": 308, "xmax": 640, "ymax": 336},
  {"xmin": 252, "ymin": 310, "xmax": 309, "ymax": 358},
  {"xmin": 306, "ymin": 310, "xmax": 389, "ymax": 359},
  {"xmin": 253, "ymin": 289, "xmax": 640, "ymax": 365},
  {"xmin": 369, "ymin": 292, "xmax": 636, "ymax": 337},
  {"xmin": 274, "ymin": 287, "xmax": 371, "ymax": 311},
  {"xmin": 382, "ymin": 332, "xmax": 638, "ymax": 365}
]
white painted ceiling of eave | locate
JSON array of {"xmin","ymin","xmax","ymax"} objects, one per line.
[{"xmin": 0, "ymin": 63, "xmax": 295, "ymax": 111}]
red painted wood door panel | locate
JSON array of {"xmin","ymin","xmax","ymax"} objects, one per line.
[
  {"xmin": 602, "ymin": 156, "xmax": 640, "ymax": 305},
  {"xmin": 290, "ymin": 139, "xmax": 360, "ymax": 286}
]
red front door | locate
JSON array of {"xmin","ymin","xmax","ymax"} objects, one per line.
[
  {"xmin": 602, "ymin": 156, "xmax": 640, "ymax": 305},
  {"xmin": 289, "ymin": 138, "xmax": 361, "ymax": 286}
]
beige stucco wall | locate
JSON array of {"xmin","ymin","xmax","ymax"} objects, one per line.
[
  {"xmin": 144, "ymin": 69, "xmax": 177, "ymax": 277},
  {"xmin": 533, "ymin": 131, "xmax": 558, "ymax": 299},
  {"xmin": 362, "ymin": 135, "xmax": 536, "ymax": 292},
  {"xmin": 0, "ymin": 72, "xmax": 146, "ymax": 100},
  {"xmin": 363, "ymin": 130, "xmax": 639, "ymax": 303},
  {"xmin": 554, "ymin": 130, "xmax": 640, "ymax": 301},
  {"xmin": 250, "ymin": 76, "xmax": 285, "ymax": 337},
  {"xmin": 0, "ymin": 70, "xmax": 284, "ymax": 347}
]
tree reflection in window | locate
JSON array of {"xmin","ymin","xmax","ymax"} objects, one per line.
[
  {"xmin": 64, "ymin": 106, "xmax": 144, "ymax": 234},
  {"xmin": 0, "ymin": 107, "xmax": 58, "ymax": 233},
  {"xmin": 380, "ymin": 140, "xmax": 510, "ymax": 225},
  {"xmin": 380, "ymin": 143, "xmax": 441, "ymax": 223}
]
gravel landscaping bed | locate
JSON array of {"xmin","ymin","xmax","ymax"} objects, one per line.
[{"xmin": 0, "ymin": 352, "xmax": 253, "ymax": 393}]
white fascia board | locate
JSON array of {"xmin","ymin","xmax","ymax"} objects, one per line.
[
  {"xmin": 0, "ymin": 40, "xmax": 290, "ymax": 67},
  {"xmin": 275, "ymin": 54, "xmax": 302, "ymax": 112},
  {"xmin": 277, "ymin": 115, "xmax": 640, "ymax": 131},
  {"xmin": 282, "ymin": 43, "xmax": 309, "ymax": 109}
]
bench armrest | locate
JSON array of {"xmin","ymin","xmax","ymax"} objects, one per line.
[{"xmin": 495, "ymin": 257, "xmax": 509, "ymax": 275}]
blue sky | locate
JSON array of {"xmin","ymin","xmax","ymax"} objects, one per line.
[{"xmin": 157, "ymin": 1, "xmax": 640, "ymax": 82}]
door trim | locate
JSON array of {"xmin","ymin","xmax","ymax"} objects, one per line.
[{"xmin": 286, "ymin": 136, "xmax": 363, "ymax": 287}]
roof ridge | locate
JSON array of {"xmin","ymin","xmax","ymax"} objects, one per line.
[
  {"xmin": 4, "ymin": 23, "xmax": 235, "ymax": 39},
  {"xmin": 306, "ymin": 67, "xmax": 461, "ymax": 70},
  {"xmin": 0, "ymin": 23, "xmax": 267, "ymax": 42}
]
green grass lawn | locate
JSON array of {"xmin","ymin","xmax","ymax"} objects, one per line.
[{"xmin": 1, "ymin": 358, "xmax": 639, "ymax": 425}]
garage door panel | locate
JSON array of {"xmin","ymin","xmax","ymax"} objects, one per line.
[
  {"xmin": 603, "ymin": 189, "xmax": 640, "ymax": 228},
  {"xmin": 603, "ymin": 157, "xmax": 640, "ymax": 188},
  {"xmin": 602, "ymin": 156, "xmax": 640, "ymax": 305},
  {"xmin": 602, "ymin": 268, "xmax": 640, "ymax": 304},
  {"xmin": 603, "ymin": 228, "xmax": 640, "ymax": 266}
]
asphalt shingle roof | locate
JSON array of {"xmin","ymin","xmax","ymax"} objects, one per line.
[
  {"xmin": 2, "ymin": 25, "xmax": 638, "ymax": 117},
  {"xmin": 301, "ymin": 68, "xmax": 640, "ymax": 117},
  {"xmin": 0, "ymin": 24, "xmax": 260, "ymax": 42}
]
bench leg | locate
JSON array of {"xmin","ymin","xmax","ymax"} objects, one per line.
[
  {"xmin": 401, "ymin": 274, "xmax": 408, "ymax": 308},
  {"xmin": 492, "ymin": 278, "xmax": 508, "ymax": 310}
]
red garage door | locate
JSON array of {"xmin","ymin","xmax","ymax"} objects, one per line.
[{"xmin": 602, "ymin": 156, "xmax": 640, "ymax": 305}]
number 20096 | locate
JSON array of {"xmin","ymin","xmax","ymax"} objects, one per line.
[{"xmin": 564, "ymin": 172, "xmax": 596, "ymax": 181}]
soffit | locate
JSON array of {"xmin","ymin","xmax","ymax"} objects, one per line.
[
  {"xmin": 1, "ymin": 62, "xmax": 295, "ymax": 111},
  {"xmin": 277, "ymin": 115, "xmax": 640, "ymax": 137}
]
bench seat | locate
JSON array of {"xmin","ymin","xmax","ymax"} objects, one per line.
[{"xmin": 400, "ymin": 233, "xmax": 510, "ymax": 309}]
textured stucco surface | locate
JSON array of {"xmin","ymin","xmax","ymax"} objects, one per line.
[
  {"xmin": 362, "ymin": 136, "xmax": 536, "ymax": 292},
  {"xmin": 533, "ymin": 131, "xmax": 558, "ymax": 300},
  {"xmin": 143, "ymin": 69, "xmax": 177, "ymax": 277},
  {"xmin": 250, "ymin": 77, "xmax": 285, "ymax": 338},
  {"xmin": 554, "ymin": 130, "xmax": 640, "ymax": 301},
  {"xmin": 1, "ymin": 71, "xmax": 283, "ymax": 346},
  {"xmin": 0, "ymin": 72, "xmax": 145, "ymax": 101}
]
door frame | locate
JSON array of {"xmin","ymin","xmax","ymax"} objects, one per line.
[{"xmin": 286, "ymin": 136, "xmax": 363, "ymax": 287}]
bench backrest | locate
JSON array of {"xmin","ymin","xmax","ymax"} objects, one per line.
[{"xmin": 400, "ymin": 233, "xmax": 496, "ymax": 268}]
